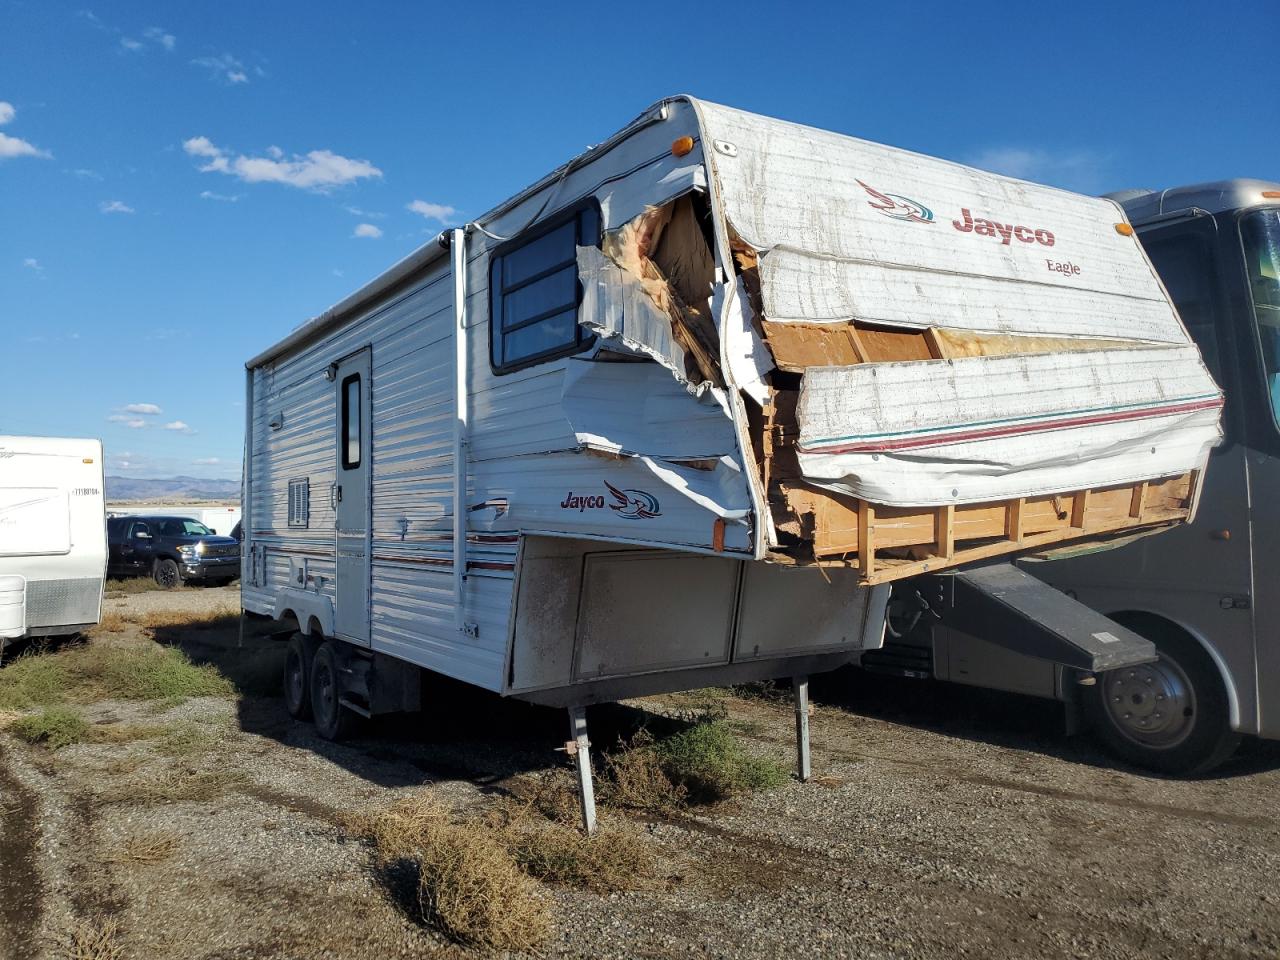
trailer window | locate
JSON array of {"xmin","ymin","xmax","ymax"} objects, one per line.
[
  {"xmin": 341, "ymin": 374, "xmax": 361, "ymax": 469},
  {"xmin": 489, "ymin": 203, "xmax": 600, "ymax": 373}
]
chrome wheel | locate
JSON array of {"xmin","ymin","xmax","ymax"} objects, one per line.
[{"xmin": 1102, "ymin": 655, "xmax": 1196, "ymax": 750}]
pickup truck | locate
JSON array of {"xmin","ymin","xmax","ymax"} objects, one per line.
[{"xmin": 106, "ymin": 515, "xmax": 240, "ymax": 588}]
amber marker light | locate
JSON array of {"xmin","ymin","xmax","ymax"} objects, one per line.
[
  {"xmin": 671, "ymin": 136, "xmax": 695, "ymax": 157},
  {"xmin": 1263, "ymin": 191, "xmax": 1280, "ymax": 199},
  {"xmin": 1115, "ymin": 222, "xmax": 1134, "ymax": 236},
  {"xmin": 82, "ymin": 458, "xmax": 94, "ymax": 463}
]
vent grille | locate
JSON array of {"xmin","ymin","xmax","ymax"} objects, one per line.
[
  {"xmin": 288, "ymin": 478, "xmax": 310, "ymax": 528},
  {"xmin": 25, "ymin": 577, "xmax": 102, "ymax": 628}
]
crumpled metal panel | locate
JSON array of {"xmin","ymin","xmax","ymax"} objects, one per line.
[{"xmin": 797, "ymin": 344, "xmax": 1222, "ymax": 506}]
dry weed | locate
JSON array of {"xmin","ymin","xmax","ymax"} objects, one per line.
[
  {"xmin": 601, "ymin": 730, "xmax": 689, "ymax": 812},
  {"xmin": 109, "ymin": 829, "xmax": 182, "ymax": 863},
  {"xmin": 490, "ymin": 799, "xmax": 656, "ymax": 893},
  {"xmin": 100, "ymin": 768, "xmax": 244, "ymax": 805},
  {"xmin": 66, "ymin": 916, "xmax": 124, "ymax": 960},
  {"xmin": 348, "ymin": 795, "xmax": 550, "ymax": 951},
  {"xmin": 89, "ymin": 612, "xmax": 132, "ymax": 635},
  {"xmin": 134, "ymin": 608, "xmax": 238, "ymax": 631}
]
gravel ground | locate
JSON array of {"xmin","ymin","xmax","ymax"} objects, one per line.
[{"xmin": 2, "ymin": 584, "xmax": 1279, "ymax": 959}]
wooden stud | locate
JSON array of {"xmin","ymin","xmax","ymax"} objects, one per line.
[
  {"xmin": 1129, "ymin": 481, "xmax": 1148, "ymax": 520},
  {"xmin": 845, "ymin": 324, "xmax": 871, "ymax": 364},
  {"xmin": 712, "ymin": 517, "xmax": 725, "ymax": 553},
  {"xmin": 1006, "ymin": 498, "xmax": 1025, "ymax": 543},
  {"xmin": 857, "ymin": 501, "xmax": 875, "ymax": 578},
  {"xmin": 1070, "ymin": 489, "xmax": 1090, "ymax": 530},
  {"xmin": 934, "ymin": 504, "xmax": 955, "ymax": 560},
  {"xmin": 923, "ymin": 327, "xmax": 947, "ymax": 360}
]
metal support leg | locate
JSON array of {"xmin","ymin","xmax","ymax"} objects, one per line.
[
  {"xmin": 792, "ymin": 675, "xmax": 811, "ymax": 782},
  {"xmin": 567, "ymin": 705, "xmax": 597, "ymax": 835}
]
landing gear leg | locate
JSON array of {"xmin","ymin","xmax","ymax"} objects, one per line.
[
  {"xmin": 567, "ymin": 705, "xmax": 597, "ymax": 835},
  {"xmin": 793, "ymin": 675, "xmax": 811, "ymax": 781}
]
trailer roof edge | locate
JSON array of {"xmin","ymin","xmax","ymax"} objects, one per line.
[{"xmin": 245, "ymin": 96, "xmax": 694, "ymax": 370}]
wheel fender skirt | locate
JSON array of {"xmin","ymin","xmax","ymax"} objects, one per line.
[{"xmin": 920, "ymin": 562, "xmax": 1157, "ymax": 673}]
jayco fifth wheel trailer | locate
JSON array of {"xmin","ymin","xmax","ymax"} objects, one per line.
[
  {"xmin": 242, "ymin": 97, "xmax": 1222, "ymax": 829},
  {"xmin": 0, "ymin": 436, "xmax": 107, "ymax": 650}
]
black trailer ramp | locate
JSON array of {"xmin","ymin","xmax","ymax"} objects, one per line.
[{"xmin": 910, "ymin": 562, "xmax": 1157, "ymax": 673}]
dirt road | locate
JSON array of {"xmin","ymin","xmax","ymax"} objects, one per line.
[{"xmin": 2, "ymin": 584, "xmax": 1278, "ymax": 958}]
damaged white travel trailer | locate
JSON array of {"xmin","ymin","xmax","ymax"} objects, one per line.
[
  {"xmin": 241, "ymin": 98, "xmax": 1222, "ymax": 829},
  {"xmin": 0, "ymin": 437, "xmax": 106, "ymax": 650}
]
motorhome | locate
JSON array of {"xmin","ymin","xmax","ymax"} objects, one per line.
[
  {"xmin": 867, "ymin": 180, "xmax": 1280, "ymax": 775},
  {"xmin": 0, "ymin": 436, "xmax": 107, "ymax": 650},
  {"xmin": 241, "ymin": 98, "xmax": 1222, "ymax": 827}
]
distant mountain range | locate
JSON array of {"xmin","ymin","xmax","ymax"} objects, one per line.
[{"xmin": 106, "ymin": 475, "xmax": 240, "ymax": 502}]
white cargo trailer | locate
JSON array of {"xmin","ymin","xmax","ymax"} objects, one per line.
[
  {"xmin": 0, "ymin": 436, "xmax": 107, "ymax": 649},
  {"xmin": 242, "ymin": 98, "xmax": 1221, "ymax": 829}
]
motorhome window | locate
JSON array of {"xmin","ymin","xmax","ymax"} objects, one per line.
[
  {"xmin": 1143, "ymin": 233, "xmax": 1223, "ymax": 380},
  {"xmin": 1241, "ymin": 209, "xmax": 1280, "ymax": 426},
  {"xmin": 490, "ymin": 204, "xmax": 600, "ymax": 373},
  {"xmin": 341, "ymin": 373, "xmax": 361, "ymax": 469}
]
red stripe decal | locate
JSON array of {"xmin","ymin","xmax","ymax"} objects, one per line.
[{"xmin": 803, "ymin": 398, "xmax": 1223, "ymax": 455}]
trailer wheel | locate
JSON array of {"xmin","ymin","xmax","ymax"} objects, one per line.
[
  {"xmin": 283, "ymin": 634, "xmax": 312, "ymax": 721},
  {"xmin": 1085, "ymin": 616, "xmax": 1239, "ymax": 775},
  {"xmin": 310, "ymin": 641, "xmax": 355, "ymax": 741},
  {"xmin": 154, "ymin": 558, "xmax": 182, "ymax": 589}
]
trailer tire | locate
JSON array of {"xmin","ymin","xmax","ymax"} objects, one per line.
[
  {"xmin": 283, "ymin": 634, "xmax": 312, "ymax": 721},
  {"xmin": 154, "ymin": 558, "xmax": 182, "ymax": 590},
  {"xmin": 1085, "ymin": 616, "xmax": 1239, "ymax": 775},
  {"xmin": 310, "ymin": 641, "xmax": 356, "ymax": 741}
]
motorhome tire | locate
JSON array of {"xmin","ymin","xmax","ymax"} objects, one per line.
[
  {"xmin": 283, "ymin": 634, "xmax": 313, "ymax": 720},
  {"xmin": 154, "ymin": 558, "xmax": 182, "ymax": 589},
  {"xmin": 1085, "ymin": 616, "xmax": 1239, "ymax": 775},
  {"xmin": 310, "ymin": 641, "xmax": 355, "ymax": 741}
]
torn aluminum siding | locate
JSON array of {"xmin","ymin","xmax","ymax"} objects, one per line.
[{"xmin": 691, "ymin": 98, "xmax": 1223, "ymax": 508}]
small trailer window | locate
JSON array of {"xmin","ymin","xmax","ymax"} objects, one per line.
[
  {"xmin": 489, "ymin": 202, "xmax": 600, "ymax": 373},
  {"xmin": 341, "ymin": 374, "xmax": 361, "ymax": 469}
]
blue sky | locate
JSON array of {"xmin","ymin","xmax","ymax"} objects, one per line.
[{"xmin": 1, "ymin": 0, "xmax": 1275, "ymax": 480}]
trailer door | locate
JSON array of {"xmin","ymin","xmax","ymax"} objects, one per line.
[{"xmin": 334, "ymin": 347, "xmax": 372, "ymax": 644}]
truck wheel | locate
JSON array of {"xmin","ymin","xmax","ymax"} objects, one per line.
[
  {"xmin": 154, "ymin": 558, "xmax": 182, "ymax": 589},
  {"xmin": 1085, "ymin": 618, "xmax": 1239, "ymax": 775},
  {"xmin": 283, "ymin": 634, "xmax": 312, "ymax": 720},
  {"xmin": 310, "ymin": 641, "xmax": 355, "ymax": 741}
]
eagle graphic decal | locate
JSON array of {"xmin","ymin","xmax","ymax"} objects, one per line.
[
  {"xmin": 856, "ymin": 179, "xmax": 935, "ymax": 224},
  {"xmin": 604, "ymin": 480, "xmax": 662, "ymax": 520}
]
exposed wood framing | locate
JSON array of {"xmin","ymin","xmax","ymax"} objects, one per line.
[{"xmin": 772, "ymin": 472, "xmax": 1197, "ymax": 585}]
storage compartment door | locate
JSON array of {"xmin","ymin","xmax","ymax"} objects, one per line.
[{"xmin": 572, "ymin": 551, "xmax": 738, "ymax": 680}]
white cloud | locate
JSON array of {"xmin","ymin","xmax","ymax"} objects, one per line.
[
  {"xmin": 164, "ymin": 420, "xmax": 195, "ymax": 434},
  {"xmin": 0, "ymin": 106, "xmax": 50, "ymax": 160},
  {"xmin": 22, "ymin": 257, "xmax": 41, "ymax": 271},
  {"xmin": 407, "ymin": 200, "xmax": 457, "ymax": 223},
  {"xmin": 123, "ymin": 402, "xmax": 161, "ymax": 415},
  {"xmin": 199, "ymin": 189, "xmax": 241, "ymax": 202},
  {"xmin": 965, "ymin": 146, "xmax": 1109, "ymax": 194},
  {"xmin": 100, "ymin": 199, "xmax": 134, "ymax": 214},
  {"xmin": 107, "ymin": 415, "xmax": 147, "ymax": 429},
  {"xmin": 184, "ymin": 136, "xmax": 382, "ymax": 192},
  {"xmin": 119, "ymin": 36, "xmax": 143, "ymax": 52},
  {"xmin": 193, "ymin": 457, "xmax": 221, "ymax": 465},
  {"xmin": 192, "ymin": 54, "xmax": 250, "ymax": 85},
  {"xmin": 344, "ymin": 205, "xmax": 385, "ymax": 219},
  {"xmin": 143, "ymin": 27, "xmax": 176, "ymax": 51},
  {"xmin": 71, "ymin": 168, "xmax": 102, "ymax": 180},
  {"xmin": 352, "ymin": 222, "xmax": 382, "ymax": 239}
]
